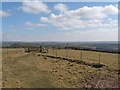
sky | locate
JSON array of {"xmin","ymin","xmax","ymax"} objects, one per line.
[{"xmin": 1, "ymin": 1, "xmax": 118, "ymax": 42}]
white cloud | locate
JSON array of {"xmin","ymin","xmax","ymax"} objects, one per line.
[
  {"xmin": 0, "ymin": 10, "xmax": 10, "ymax": 17},
  {"xmin": 40, "ymin": 14, "xmax": 117, "ymax": 30},
  {"xmin": 19, "ymin": 1, "xmax": 51, "ymax": 14},
  {"xmin": 72, "ymin": 28, "xmax": 118, "ymax": 41},
  {"xmin": 40, "ymin": 4, "xmax": 118, "ymax": 30},
  {"xmin": 24, "ymin": 22, "xmax": 46, "ymax": 27},
  {"xmin": 3, "ymin": 27, "xmax": 118, "ymax": 41},
  {"xmin": 25, "ymin": 27, "xmax": 35, "ymax": 30},
  {"xmin": 36, "ymin": 24, "xmax": 46, "ymax": 27},
  {"xmin": 65, "ymin": 5, "xmax": 118, "ymax": 19},
  {"xmin": 2, "ymin": 3, "xmax": 118, "ymax": 42},
  {"xmin": 54, "ymin": 3, "xmax": 68, "ymax": 13}
]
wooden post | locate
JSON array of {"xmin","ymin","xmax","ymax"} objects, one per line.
[
  {"xmin": 16, "ymin": 47, "xmax": 17, "ymax": 53},
  {"xmin": 81, "ymin": 51, "xmax": 82, "ymax": 59},
  {"xmin": 39, "ymin": 46, "xmax": 41, "ymax": 52},
  {"xmin": 98, "ymin": 53, "xmax": 101, "ymax": 64},
  {"xmin": 7, "ymin": 48, "xmax": 8, "ymax": 57},
  {"xmin": 66, "ymin": 44, "xmax": 68, "ymax": 58},
  {"xmin": 47, "ymin": 48, "xmax": 48, "ymax": 53},
  {"xmin": 56, "ymin": 48, "xmax": 57, "ymax": 57},
  {"xmin": 28, "ymin": 47, "xmax": 30, "ymax": 52}
]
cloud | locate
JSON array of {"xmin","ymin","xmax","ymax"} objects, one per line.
[
  {"xmin": 25, "ymin": 27, "xmax": 35, "ymax": 30},
  {"xmin": 40, "ymin": 4, "xmax": 118, "ymax": 30},
  {"xmin": 36, "ymin": 24, "xmax": 46, "ymax": 27},
  {"xmin": 3, "ymin": 27, "xmax": 118, "ymax": 41},
  {"xmin": 54, "ymin": 3, "xmax": 68, "ymax": 13},
  {"xmin": 72, "ymin": 28, "xmax": 118, "ymax": 41},
  {"xmin": 0, "ymin": 10, "xmax": 10, "ymax": 17},
  {"xmin": 24, "ymin": 22, "xmax": 46, "ymax": 27},
  {"xmin": 65, "ymin": 5, "xmax": 118, "ymax": 19},
  {"xmin": 40, "ymin": 14, "xmax": 117, "ymax": 30},
  {"xmin": 19, "ymin": 1, "xmax": 51, "ymax": 14}
]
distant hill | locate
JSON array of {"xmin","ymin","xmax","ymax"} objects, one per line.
[{"xmin": 1, "ymin": 41, "xmax": 119, "ymax": 53}]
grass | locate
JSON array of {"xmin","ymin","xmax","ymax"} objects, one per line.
[
  {"xmin": 2, "ymin": 48, "xmax": 119, "ymax": 88},
  {"xmin": 2, "ymin": 49, "xmax": 54, "ymax": 88},
  {"xmin": 48, "ymin": 49, "xmax": 118, "ymax": 70}
]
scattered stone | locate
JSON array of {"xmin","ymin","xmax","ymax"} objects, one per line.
[
  {"xmin": 70, "ymin": 64, "xmax": 73, "ymax": 66},
  {"xmin": 67, "ymin": 67, "xmax": 70, "ymax": 69},
  {"xmin": 58, "ymin": 77, "xmax": 63, "ymax": 80},
  {"xmin": 68, "ymin": 63, "xmax": 70, "ymax": 64},
  {"xmin": 54, "ymin": 61, "xmax": 58, "ymax": 63},
  {"xmin": 52, "ymin": 69, "xmax": 57, "ymax": 72},
  {"xmin": 59, "ymin": 74, "xmax": 63, "ymax": 77},
  {"xmin": 16, "ymin": 80, "xmax": 20, "ymax": 83},
  {"xmin": 44, "ymin": 57, "xmax": 48, "ymax": 59},
  {"xmin": 68, "ymin": 80, "xmax": 72, "ymax": 84},
  {"xmin": 70, "ymin": 71, "xmax": 74, "ymax": 74},
  {"xmin": 37, "ymin": 54, "xmax": 41, "ymax": 56},
  {"xmin": 79, "ymin": 71, "xmax": 83, "ymax": 73},
  {"xmin": 14, "ymin": 73, "xmax": 17, "ymax": 76},
  {"xmin": 74, "ymin": 71, "xmax": 77, "ymax": 74}
]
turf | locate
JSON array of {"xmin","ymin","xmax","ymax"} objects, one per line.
[{"xmin": 2, "ymin": 48, "xmax": 119, "ymax": 88}]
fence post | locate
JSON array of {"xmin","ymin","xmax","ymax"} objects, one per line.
[
  {"xmin": 7, "ymin": 48, "xmax": 8, "ymax": 57},
  {"xmin": 56, "ymin": 48, "xmax": 57, "ymax": 57},
  {"xmin": 47, "ymin": 48, "xmax": 49, "ymax": 53},
  {"xmin": 39, "ymin": 46, "xmax": 41, "ymax": 52},
  {"xmin": 16, "ymin": 47, "xmax": 17, "ymax": 53},
  {"xmin": 81, "ymin": 51, "xmax": 82, "ymax": 59},
  {"xmin": 98, "ymin": 53, "xmax": 101, "ymax": 64},
  {"xmin": 66, "ymin": 44, "xmax": 68, "ymax": 58}
]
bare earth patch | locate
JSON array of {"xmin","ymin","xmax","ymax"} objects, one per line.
[{"xmin": 80, "ymin": 74, "xmax": 119, "ymax": 88}]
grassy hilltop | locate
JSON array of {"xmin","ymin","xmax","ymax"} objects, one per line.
[{"xmin": 2, "ymin": 43, "xmax": 119, "ymax": 88}]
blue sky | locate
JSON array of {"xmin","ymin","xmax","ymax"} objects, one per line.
[{"xmin": 1, "ymin": 2, "xmax": 118, "ymax": 42}]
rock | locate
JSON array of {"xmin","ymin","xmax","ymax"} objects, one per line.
[
  {"xmin": 14, "ymin": 73, "xmax": 18, "ymax": 76},
  {"xmin": 44, "ymin": 56, "xmax": 48, "ymax": 59},
  {"xmin": 70, "ymin": 71, "xmax": 74, "ymax": 74},
  {"xmin": 4, "ymin": 78, "xmax": 7, "ymax": 81},
  {"xmin": 67, "ymin": 67, "xmax": 70, "ymax": 69},
  {"xmin": 74, "ymin": 71, "xmax": 77, "ymax": 74},
  {"xmin": 16, "ymin": 80, "xmax": 20, "ymax": 83},
  {"xmin": 58, "ymin": 77, "xmax": 63, "ymax": 80},
  {"xmin": 68, "ymin": 80, "xmax": 72, "ymax": 84},
  {"xmin": 70, "ymin": 64, "xmax": 73, "ymax": 66},
  {"xmin": 52, "ymin": 69, "xmax": 57, "ymax": 72},
  {"xmin": 37, "ymin": 54, "xmax": 41, "ymax": 56},
  {"xmin": 79, "ymin": 71, "xmax": 82, "ymax": 73}
]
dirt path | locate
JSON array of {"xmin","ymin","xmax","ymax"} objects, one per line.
[{"xmin": 3, "ymin": 53, "xmax": 54, "ymax": 88}]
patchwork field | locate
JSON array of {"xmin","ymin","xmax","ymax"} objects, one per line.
[{"xmin": 2, "ymin": 48, "xmax": 119, "ymax": 88}]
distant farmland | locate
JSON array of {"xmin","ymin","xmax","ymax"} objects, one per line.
[{"xmin": 2, "ymin": 41, "xmax": 119, "ymax": 53}]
